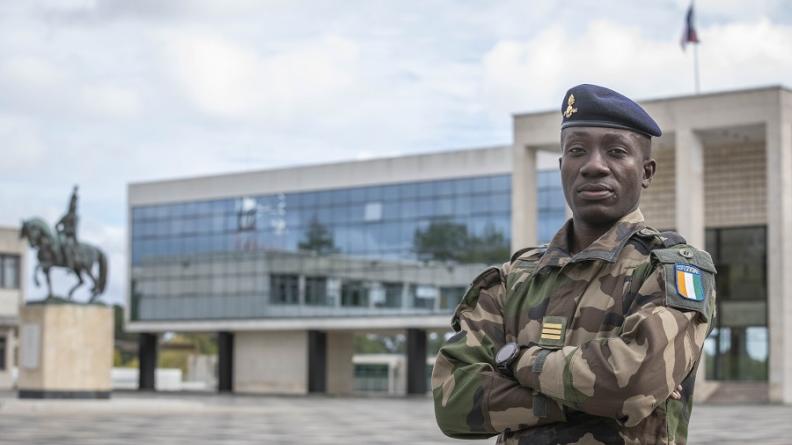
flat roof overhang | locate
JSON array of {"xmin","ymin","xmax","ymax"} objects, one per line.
[{"xmin": 126, "ymin": 314, "xmax": 453, "ymax": 334}]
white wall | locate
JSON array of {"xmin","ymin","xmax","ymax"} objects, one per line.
[{"xmin": 234, "ymin": 330, "xmax": 307, "ymax": 394}]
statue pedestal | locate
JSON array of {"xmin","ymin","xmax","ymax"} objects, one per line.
[{"xmin": 17, "ymin": 302, "xmax": 113, "ymax": 399}]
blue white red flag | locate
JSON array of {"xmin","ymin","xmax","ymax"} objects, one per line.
[{"xmin": 681, "ymin": 3, "xmax": 700, "ymax": 51}]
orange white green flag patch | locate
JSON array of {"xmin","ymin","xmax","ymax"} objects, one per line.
[{"xmin": 675, "ymin": 263, "xmax": 705, "ymax": 301}]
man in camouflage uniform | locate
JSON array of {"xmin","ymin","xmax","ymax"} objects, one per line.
[{"xmin": 432, "ymin": 84, "xmax": 716, "ymax": 445}]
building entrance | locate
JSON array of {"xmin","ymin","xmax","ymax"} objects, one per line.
[{"xmin": 704, "ymin": 226, "xmax": 768, "ymax": 381}]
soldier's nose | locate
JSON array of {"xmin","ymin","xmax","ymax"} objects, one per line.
[{"xmin": 580, "ymin": 154, "xmax": 610, "ymax": 177}]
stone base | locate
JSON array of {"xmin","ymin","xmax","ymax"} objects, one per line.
[
  {"xmin": 17, "ymin": 303, "xmax": 113, "ymax": 398},
  {"xmin": 18, "ymin": 390, "xmax": 111, "ymax": 399}
]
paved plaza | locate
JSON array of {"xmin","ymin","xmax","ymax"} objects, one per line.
[{"xmin": 1, "ymin": 391, "xmax": 791, "ymax": 444}]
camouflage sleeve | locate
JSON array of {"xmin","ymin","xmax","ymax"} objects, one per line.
[
  {"xmin": 513, "ymin": 256, "xmax": 716, "ymax": 427},
  {"xmin": 432, "ymin": 265, "xmax": 566, "ymax": 439}
]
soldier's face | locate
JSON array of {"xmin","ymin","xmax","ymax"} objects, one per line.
[{"xmin": 559, "ymin": 127, "xmax": 656, "ymax": 228}]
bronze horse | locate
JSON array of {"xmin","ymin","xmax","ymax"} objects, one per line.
[{"xmin": 20, "ymin": 218, "xmax": 107, "ymax": 302}]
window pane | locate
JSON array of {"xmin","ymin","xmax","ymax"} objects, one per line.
[
  {"xmin": 2, "ymin": 256, "xmax": 19, "ymax": 289},
  {"xmin": 270, "ymin": 274, "xmax": 299, "ymax": 304},
  {"xmin": 364, "ymin": 202, "xmax": 383, "ymax": 222},
  {"xmin": 454, "ymin": 178, "xmax": 472, "ymax": 195},
  {"xmin": 365, "ymin": 186, "xmax": 383, "ymax": 202},
  {"xmin": 471, "ymin": 177, "xmax": 489, "ymax": 194},
  {"xmin": 341, "ymin": 281, "xmax": 369, "ymax": 307},
  {"xmin": 380, "ymin": 283, "xmax": 403, "ymax": 308},
  {"xmin": 412, "ymin": 284, "xmax": 438, "ymax": 309},
  {"xmin": 382, "ymin": 184, "xmax": 400, "ymax": 201},
  {"xmin": 436, "ymin": 180, "xmax": 454, "ymax": 196},
  {"xmin": 490, "ymin": 175, "xmax": 511, "ymax": 192},
  {"xmin": 401, "ymin": 183, "xmax": 420, "ymax": 199},
  {"xmin": 305, "ymin": 276, "xmax": 328, "ymax": 305},
  {"xmin": 440, "ymin": 286, "xmax": 466, "ymax": 310}
]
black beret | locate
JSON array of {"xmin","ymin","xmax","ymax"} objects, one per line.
[{"xmin": 560, "ymin": 84, "xmax": 661, "ymax": 137}]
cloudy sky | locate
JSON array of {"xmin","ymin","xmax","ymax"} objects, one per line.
[{"xmin": 1, "ymin": 0, "xmax": 790, "ymax": 304}]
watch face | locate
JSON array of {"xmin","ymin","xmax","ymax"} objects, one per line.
[{"xmin": 496, "ymin": 342, "xmax": 518, "ymax": 364}]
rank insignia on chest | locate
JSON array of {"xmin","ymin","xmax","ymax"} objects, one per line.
[
  {"xmin": 539, "ymin": 316, "xmax": 567, "ymax": 349},
  {"xmin": 674, "ymin": 263, "xmax": 705, "ymax": 301}
]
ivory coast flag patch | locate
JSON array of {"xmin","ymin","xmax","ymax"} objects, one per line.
[{"xmin": 675, "ymin": 263, "xmax": 705, "ymax": 301}]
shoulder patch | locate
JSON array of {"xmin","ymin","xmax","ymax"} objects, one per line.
[
  {"xmin": 674, "ymin": 264, "xmax": 706, "ymax": 301},
  {"xmin": 651, "ymin": 245, "xmax": 716, "ymax": 320}
]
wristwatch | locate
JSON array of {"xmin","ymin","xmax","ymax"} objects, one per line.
[{"xmin": 495, "ymin": 342, "xmax": 520, "ymax": 377}]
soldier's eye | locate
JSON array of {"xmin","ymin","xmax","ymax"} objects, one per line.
[{"xmin": 608, "ymin": 147, "xmax": 628, "ymax": 157}]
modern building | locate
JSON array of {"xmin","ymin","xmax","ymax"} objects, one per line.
[
  {"xmin": 127, "ymin": 146, "xmax": 565, "ymax": 395},
  {"xmin": 0, "ymin": 226, "xmax": 27, "ymax": 389},
  {"xmin": 127, "ymin": 85, "xmax": 792, "ymax": 403}
]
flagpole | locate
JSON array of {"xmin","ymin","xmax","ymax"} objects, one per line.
[
  {"xmin": 693, "ymin": 43, "xmax": 700, "ymax": 94},
  {"xmin": 692, "ymin": 0, "xmax": 700, "ymax": 94}
]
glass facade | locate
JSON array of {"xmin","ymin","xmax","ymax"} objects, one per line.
[
  {"xmin": 703, "ymin": 226, "xmax": 768, "ymax": 381},
  {"xmin": 130, "ymin": 171, "xmax": 566, "ymax": 321},
  {"xmin": 537, "ymin": 170, "xmax": 566, "ymax": 243}
]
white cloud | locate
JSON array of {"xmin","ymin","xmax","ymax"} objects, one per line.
[
  {"xmin": 700, "ymin": 18, "xmax": 792, "ymax": 89},
  {"xmin": 0, "ymin": 56, "xmax": 63, "ymax": 89},
  {"xmin": 80, "ymin": 84, "xmax": 142, "ymax": 118},
  {"xmin": 480, "ymin": 18, "xmax": 792, "ymax": 116},
  {"xmin": 0, "ymin": 115, "xmax": 46, "ymax": 172},
  {"xmin": 155, "ymin": 30, "xmax": 362, "ymax": 121}
]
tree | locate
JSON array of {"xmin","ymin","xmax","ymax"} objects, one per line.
[
  {"xmin": 460, "ymin": 223, "xmax": 511, "ymax": 265},
  {"xmin": 413, "ymin": 220, "xmax": 510, "ymax": 265},
  {"xmin": 298, "ymin": 217, "xmax": 338, "ymax": 255},
  {"xmin": 413, "ymin": 221, "xmax": 468, "ymax": 262}
]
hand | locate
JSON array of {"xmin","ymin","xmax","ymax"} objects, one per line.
[{"xmin": 670, "ymin": 384, "xmax": 683, "ymax": 400}]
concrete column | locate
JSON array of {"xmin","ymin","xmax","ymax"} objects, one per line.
[
  {"xmin": 674, "ymin": 128, "xmax": 705, "ymax": 249},
  {"xmin": 674, "ymin": 128, "xmax": 715, "ymax": 396},
  {"xmin": 326, "ymin": 331, "xmax": 354, "ymax": 395},
  {"xmin": 766, "ymin": 116, "xmax": 792, "ymax": 403},
  {"xmin": 138, "ymin": 333, "xmax": 158, "ymax": 391},
  {"xmin": 511, "ymin": 145, "xmax": 538, "ymax": 251},
  {"xmin": 307, "ymin": 330, "xmax": 326, "ymax": 393},
  {"xmin": 217, "ymin": 331, "xmax": 234, "ymax": 392},
  {"xmin": 406, "ymin": 328, "xmax": 427, "ymax": 394}
]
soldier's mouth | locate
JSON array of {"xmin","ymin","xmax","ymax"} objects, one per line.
[{"xmin": 577, "ymin": 184, "xmax": 614, "ymax": 200}]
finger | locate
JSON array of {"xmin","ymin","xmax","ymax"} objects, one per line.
[{"xmin": 670, "ymin": 391, "xmax": 681, "ymax": 400}]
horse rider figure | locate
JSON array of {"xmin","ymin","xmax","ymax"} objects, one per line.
[{"xmin": 55, "ymin": 185, "xmax": 79, "ymax": 271}]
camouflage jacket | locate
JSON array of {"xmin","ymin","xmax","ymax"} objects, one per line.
[{"xmin": 432, "ymin": 209, "xmax": 717, "ymax": 445}]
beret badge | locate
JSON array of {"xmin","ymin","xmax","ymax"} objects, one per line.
[{"xmin": 564, "ymin": 94, "xmax": 578, "ymax": 118}]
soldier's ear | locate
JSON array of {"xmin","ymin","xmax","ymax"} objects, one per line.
[{"xmin": 641, "ymin": 158, "xmax": 656, "ymax": 189}]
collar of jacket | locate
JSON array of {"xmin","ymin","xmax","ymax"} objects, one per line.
[{"xmin": 536, "ymin": 208, "xmax": 646, "ymax": 270}]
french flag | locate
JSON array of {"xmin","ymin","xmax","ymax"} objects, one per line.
[{"xmin": 681, "ymin": 3, "xmax": 700, "ymax": 50}]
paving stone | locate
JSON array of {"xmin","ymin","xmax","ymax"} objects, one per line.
[{"xmin": 1, "ymin": 391, "xmax": 790, "ymax": 444}]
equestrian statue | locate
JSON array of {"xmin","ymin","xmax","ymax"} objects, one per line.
[{"xmin": 20, "ymin": 186, "xmax": 108, "ymax": 303}]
